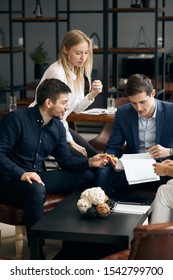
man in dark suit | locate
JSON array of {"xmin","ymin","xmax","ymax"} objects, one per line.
[{"xmin": 96, "ymin": 74, "xmax": 173, "ymax": 195}]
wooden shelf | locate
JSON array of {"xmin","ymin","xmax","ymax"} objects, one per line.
[
  {"xmin": 93, "ymin": 48, "xmax": 164, "ymax": 54},
  {"xmin": 0, "ymin": 0, "xmax": 166, "ymax": 104},
  {"xmin": 0, "ymin": 0, "xmax": 68, "ymax": 99},
  {"xmin": 0, "ymin": 47, "xmax": 25, "ymax": 53},
  {"xmin": 12, "ymin": 17, "xmax": 67, "ymax": 22},
  {"xmin": 26, "ymin": 81, "xmax": 40, "ymax": 91},
  {"xmin": 58, "ymin": 10, "xmax": 103, "ymax": 14},
  {"xmin": 163, "ymin": 77, "xmax": 173, "ymax": 100},
  {"xmin": 17, "ymin": 97, "xmax": 34, "ymax": 107},
  {"xmin": 158, "ymin": 16, "xmax": 173, "ymax": 21},
  {"xmin": 109, "ymin": 7, "xmax": 164, "ymax": 13}
]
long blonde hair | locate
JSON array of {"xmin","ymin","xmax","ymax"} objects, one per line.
[{"xmin": 58, "ymin": 29, "xmax": 93, "ymax": 90}]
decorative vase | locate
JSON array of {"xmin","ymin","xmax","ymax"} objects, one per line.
[
  {"xmin": 141, "ymin": 0, "xmax": 150, "ymax": 8},
  {"xmin": 131, "ymin": 1, "xmax": 141, "ymax": 8},
  {"xmin": 90, "ymin": 32, "xmax": 101, "ymax": 49},
  {"xmin": 0, "ymin": 87, "xmax": 7, "ymax": 111},
  {"xmin": 0, "ymin": 91, "xmax": 6, "ymax": 105},
  {"xmin": 34, "ymin": 63, "xmax": 49, "ymax": 79},
  {"xmin": 169, "ymin": 64, "xmax": 173, "ymax": 80}
]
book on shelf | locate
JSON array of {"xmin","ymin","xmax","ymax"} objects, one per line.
[{"xmin": 116, "ymin": 152, "xmax": 160, "ymax": 185}]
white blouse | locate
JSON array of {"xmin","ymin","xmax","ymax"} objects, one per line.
[{"xmin": 30, "ymin": 61, "xmax": 94, "ymax": 142}]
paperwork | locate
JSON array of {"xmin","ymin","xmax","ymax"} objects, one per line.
[
  {"xmin": 113, "ymin": 203, "xmax": 151, "ymax": 214},
  {"xmin": 81, "ymin": 108, "xmax": 117, "ymax": 115},
  {"xmin": 116, "ymin": 153, "xmax": 160, "ymax": 185}
]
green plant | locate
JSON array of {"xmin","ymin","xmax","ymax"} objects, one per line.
[
  {"xmin": 166, "ymin": 46, "xmax": 173, "ymax": 65},
  {"xmin": 29, "ymin": 42, "xmax": 50, "ymax": 65},
  {"xmin": 0, "ymin": 75, "xmax": 8, "ymax": 91}
]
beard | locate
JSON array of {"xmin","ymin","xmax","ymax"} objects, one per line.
[{"xmin": 53, "ymin": 116, "xmax": 61, "ymax": 120}]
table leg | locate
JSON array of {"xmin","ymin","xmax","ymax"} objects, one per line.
[{"xmin": 30, "ymin": 237, "xmax": 41, "ymax": 260}]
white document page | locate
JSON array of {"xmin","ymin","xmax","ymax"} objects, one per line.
[
  {"xmin": 81, "ymin": 108, "xmax": 107, "ymax": 115},
  {"xmin": 116, "ymin": 153, "xmax": 160, "ymax": 185},
  {"xmin": 113, "ymin": 203, "xmax": 151, "ymax": 215},
  {"xmin": 81, "ymin": 108, "xmax": 117, "ymax": 115}
]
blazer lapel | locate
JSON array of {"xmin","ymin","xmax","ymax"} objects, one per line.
[
  {"xmin": 131, "ymin": 109, "xmax": 139, "ymax": 152},
  {"xmin": 156, "ymin": 100, "xmax": 164, "ymax": 143}
]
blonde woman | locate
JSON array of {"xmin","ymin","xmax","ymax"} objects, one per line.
[{"xmin": 30, "ymin": 30, "xmax": 103, "ymax": 157}]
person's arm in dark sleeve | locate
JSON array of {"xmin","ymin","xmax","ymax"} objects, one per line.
[{"xmin": 0, "ymin": 113, "xmax": 26, "ymax": 179}]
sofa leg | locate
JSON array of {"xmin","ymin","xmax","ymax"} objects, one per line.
[{"xmin": 15, "ymin": 226, "xmax": 25, "ymax": 259}]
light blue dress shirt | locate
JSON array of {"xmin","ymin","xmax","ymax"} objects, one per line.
[{"xmin": 138, "ymin": 104, "xmax": 157, "ymax": 153}]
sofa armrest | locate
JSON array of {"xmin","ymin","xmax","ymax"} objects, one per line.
[
  {"xmin": 134, "ymin": 222, "xmax": 173, "ymax": 232},
  {"xmin": 129, "ymin": 222, "xmax": 173, "ymax": 260},
  {"xmin": 100, "ymin": 222, "xmax": 173, "ymax": 260},
  {"xmin": 100, "ymin": 249, "xmax": 130, "ymax": 260}
]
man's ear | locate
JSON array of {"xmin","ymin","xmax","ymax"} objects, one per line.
[
  {"xmin": 151, "ymin": 89, "xmax": 156, "ymax": 97},
  {"xmin": 45, "ymin": 98, "xmax": 52, "ymax": 108}
]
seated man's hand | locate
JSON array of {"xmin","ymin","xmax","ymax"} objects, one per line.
[
  {"xmin": 20, "ymin": 172, "xmax": 45, "ymax": 186},
  {"xmin": 148, "ymin": 145, "xmax": 171, "ymax": 159},
  {"xmin": 88, "ymin": 154, "xmax": 108, "ymax": 168}
]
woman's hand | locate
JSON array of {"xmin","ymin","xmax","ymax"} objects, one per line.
[
  {"xmin": 153, "ymin": 160, "xmax": 173, "ymax": 177},
  {"xmin": 70, "ymin": 140, "xmax": 87, "ymax": 157},
  {"xmin": 20, "ymin": 172, "xmax": 45, "ymax": 185},
  {"xmin": 88, "ymin": 80, "xmax": 103, "ymax": 100},
  {"xmin": 153, "ymin": 162, "xmax": 167, "ymax": 176},
  {"xmin": 162, "ymin": 159, "xmax": 173, "ymax": 166}
]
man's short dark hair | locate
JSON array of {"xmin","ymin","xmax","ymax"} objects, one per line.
[
  {"xmin": 125, "ymin": 74, "xmax": 153, "ymax": 97},
  {"xmin": 37, "ymin": 78, "xmax": 71, "ymax": 105}
]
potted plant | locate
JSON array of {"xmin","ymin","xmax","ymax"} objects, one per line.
[
  {"xmin": 166, "ymin": 46, "xmax": 173, "ymax": 80},
  {"xmin": 29, "ymin": 41, "xmax": 50, "ymax": 79},
  {"xmin": 0, "ymin": 75, "xmax": 8, "ymax": 91}
]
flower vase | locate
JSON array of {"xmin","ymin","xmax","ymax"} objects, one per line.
[{"xmin": 141, "ymin": 0, "xmax": 150, "ymax": 8}]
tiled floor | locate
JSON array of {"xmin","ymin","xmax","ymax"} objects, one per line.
[{"xmin": 0, "ymin": 223, "xmax": 63, "ymax": 260}]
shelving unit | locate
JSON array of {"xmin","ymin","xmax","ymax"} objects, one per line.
[
  {"xmin": 0, "ymin": 0, "xmax": 168, "ymax": 107},
  {"xmin": 64, "ymin": 0, "xmax": 166, "ymax": 104},
  {"xmin": 0, "ymin": 0, "xmax": 68, "ymax": 99},
  {"xmin": 58, "ymin": 0, "xmax": 106, "ymax": 106},
  {"xmin": 106, "ymin": 0, "xmax": 165, "ymax": 101},
  {"xmin": 158, "ymin": 13, "xmax": 173, "ymax": 99}
]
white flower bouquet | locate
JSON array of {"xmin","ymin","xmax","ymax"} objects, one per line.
[{"xmin": 77, "ymin": 187, "xmax": 116, "ymax": 218}]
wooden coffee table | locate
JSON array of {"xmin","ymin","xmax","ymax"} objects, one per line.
[{"xmin": 29, "ymin": 191, "xmax": 151, "ymax": 259}]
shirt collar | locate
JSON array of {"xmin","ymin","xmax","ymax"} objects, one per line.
[
  {"xmin": 138, "ymin": 100, "xmax": 157, "ymax": 121},
  {"xmin": 69, "ymin": 69, "xmax": 76, "ymax": 80},
  {"xmin": 32, "ymin": 104, "xmax": 44, "ymax": 124}
]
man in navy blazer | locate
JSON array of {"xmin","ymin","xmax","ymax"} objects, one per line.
[{"xmin": 96, "ymin": 74, "xmax": 173, "ymax": 195}]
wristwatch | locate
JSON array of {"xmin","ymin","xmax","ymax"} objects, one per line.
[{"xmin": 170, "ymin": 148, "xmax": 173, "ymax": 157}]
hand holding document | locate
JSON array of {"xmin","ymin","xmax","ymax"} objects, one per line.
[{"xmin": 115, "ymin": 153, "xmax": 160, "ymax": 185}]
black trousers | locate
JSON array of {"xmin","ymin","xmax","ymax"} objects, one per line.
[
  {"xmin": 69, "ymin": 128, "xmax": 97, "ymax": 158},
  {"xmin": 0, "ymin": 169, "xmax": 95, "ymax": 244}
]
